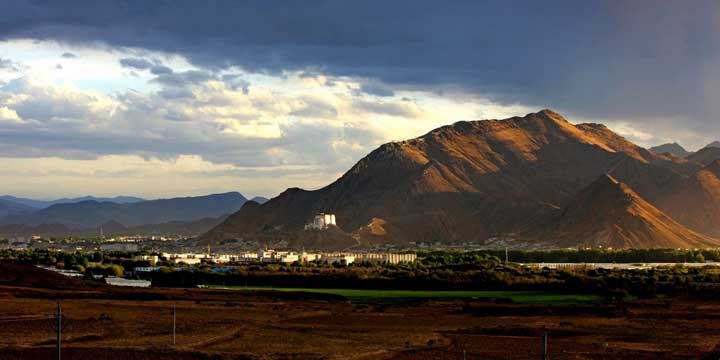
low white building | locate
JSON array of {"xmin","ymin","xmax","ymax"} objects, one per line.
[
  {"xmin": 165, "ymin": 253, "xmax": 206, "ymax": 265},
  {"xmin": 304, "ymin": 213, "xmax": 337, "ymax": 230},
  {"xmin": 258, "ymin": 250, "xmax": 300, "ymax": 264},
  {"xmin": 100, "ymin": 242, "xmax": 138, "ymax": 252},
  {"xmin": 279, "ymin": 253, "xmax": 299, "ymax": 264},
  {"xmin": 322, "ymin": 254, "xmax": 355, "ymax": 265},
  {"xmin": 135, "ymin": 255, "xmax": 159, "ymax": 264},
  {"xmin": 300, "ymin": 252, "xmax": 320, "ymax": 262}
]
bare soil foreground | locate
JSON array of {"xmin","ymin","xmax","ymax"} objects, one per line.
[{"xmin": 1, "ymin": 265, "xmax": 720, "ymax": 359}]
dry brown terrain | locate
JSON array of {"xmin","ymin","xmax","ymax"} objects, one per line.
[
  {"xmin": 660, "ymin": 160, "xmax": 720, "ymax": 237},
  {"xmin": 542, "ymin": 175, "xmax": 717, "ymax": 248},
  {"xmin": 1, "ymin": 266, "xmax": 720, "ymax": 360}
]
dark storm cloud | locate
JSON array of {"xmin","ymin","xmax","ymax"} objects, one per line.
[
  {"xmin": 221, "ymin": 74, "xmax": 250, "ymax": 94},
  {"xmin": 2, "ymin": 1, "xmax": 720, "ymax": 134},
  {"xmin": 151, "ymin": 70, "xmax": 214, "ymax": 87},
  {"xmin": 119, "ymin": 57, "xmax": 153, "ymax": 70},
  {"xmin": 358, "ymin": 80, "xmax": 395, "ymax": 97},
  {"xmin": 149, "ymin": 64, "xmax": 173, "ymax": 75}
]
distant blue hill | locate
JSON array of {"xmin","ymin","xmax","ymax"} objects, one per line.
[
  {"xmin": 0, "ymin": 192, "xmax": 248, "ymax": 229},
  {"xmin": 0, "ymin": 199, "xmax": 37, "ymax": 217},
  {"xmin": 0, "ymin": 195, "xmax": 146, "ymax": 209}
]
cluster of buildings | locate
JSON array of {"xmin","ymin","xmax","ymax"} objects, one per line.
[
  {"xmin": 161, "ymin": 249, "xmax": 416, "ymax": 266},
  {"xmin": 1, "ymin": 236, "xmax": 42, "ymax": 250}
]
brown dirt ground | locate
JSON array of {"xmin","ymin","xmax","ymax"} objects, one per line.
[
  {"xmin": 0, "ymin": 265, "xmax": 719, "ymax": 359},
  {"xmin": 1, "ymin": 288, "xmax": 720, "ymax": 359}
]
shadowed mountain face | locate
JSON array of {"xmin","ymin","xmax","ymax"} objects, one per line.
[
  {"xmin": 539, "ymin": 175, "xmax": 718, "ymax": 248},
  {"xmin": 203, "ymin": 110, "xmax": 720, "ymax": 249},
  {"xmin": 706, "ymin": 141, "xmax": 720, "ymax": 149},
  {"xmin": 250, "ymin": 196, "xmax": 270, "ymax": 204},
  {"xmin": 0, "ymin": 192, "xmax": 247, "ymax": 229},
  {"xmin": 687, "ymin": 147, "xmax": 720, "ymax": 166},
  {"xmin": 658, "ymin": 160, "xmax": 720, "ymax": 237}
]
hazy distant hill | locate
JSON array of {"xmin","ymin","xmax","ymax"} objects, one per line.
[
  {"xmin": 0, "ymin": 215, "xmax": 228, "ymax": 238},
  {"xmin": 203, "ymin": 109, "xmax": 719, "ymax": 249},
  {"xmin": 0, "ymin": 192, "xmax": 247, "ymax": 229},
  {"xmin": 0, "ymin": 199, "xmax": 36, "ymax": 218},
  {"xmin": 0, "ymin": 195, "xmax": 145, "ymax": 209},
  {"xmin": 649, "ymin": 142, "xmax": 691, "ymax": 157}
]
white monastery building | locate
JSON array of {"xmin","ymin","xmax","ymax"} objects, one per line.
[{"xmin": 304, "ymin": 213, "xmax": 337, "ymax": 230}]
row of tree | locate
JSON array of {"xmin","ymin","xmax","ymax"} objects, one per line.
[{"xmin": 419, "ymin": 248, "xmax": 715, "ymax": 264}]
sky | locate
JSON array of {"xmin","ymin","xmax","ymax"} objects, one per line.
[{"xmin": 0, "ymin": 0, "xmax": 719, "ymax": 199}]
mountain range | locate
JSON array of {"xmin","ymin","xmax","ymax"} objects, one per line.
[
  {"xmin": 0, "ymin": 192, "xmax": 247, "ymax": 229},
  {"xmin": 202, "ymin": 110, "xmax": 720, "ymax": 249},
  {"xmin": 650, "ymin": 141, "xmax": 720, "ymax": 160},
  {"xmin": 0, "ymin": 192, "xmax": 258, "ymax": 237},
  {"xmin": 0, "ymin": 216, "xmax": 228, "ymax": 239},
  {"xmin": 0, "ymin": 195, "xmax": 146, "ymax": 209}
]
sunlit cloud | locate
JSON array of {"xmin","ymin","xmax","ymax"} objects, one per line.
[{"xmin": 0, "ymin": 39, "xmax": 535, "ymax": 198}]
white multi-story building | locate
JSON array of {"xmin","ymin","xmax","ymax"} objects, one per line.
[
  {"xmin": 354, "ymin": 253, "xmax": 417, "ymax": 264},
  {"xmin": 235, "ymin": 252, "xmax": 259, "ymax": 262},
  {"xmin": 304, "ymin": 213, "xmax": 337, "ymax": 230}
]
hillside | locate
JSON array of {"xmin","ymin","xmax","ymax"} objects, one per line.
[
  {"xmin": 538, "ymin": 175, "xmax": 719, "ymax": 248},
  {"xmin": 203, "ymin": 110, "xmax": 708, "ymax": 249},
  {"xmin": 687, "ymin": 147, "xmax": 720, "ymax": 166},
  {"xmin": 0, "ymin": 192, "xmax": 247, "ymax": 228},
  {"xmin": 0, "ymin": 264, "xmax": 98, "ymax": 290}
]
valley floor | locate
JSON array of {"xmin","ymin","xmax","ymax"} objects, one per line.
[{"xmin": 0, "ymin": 285, "xmax": 719, "ymax": 359}]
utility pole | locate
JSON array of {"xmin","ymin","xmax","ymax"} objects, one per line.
[
  {"xmin": 172, "ymin": 303, "xmax": 176, "ymax": 346},
  {"xmin": 541, "ymin": 331, "xmax": 548, "ymax": 360},
  {"xmin": 56, "ymin": 301, "xmax": 62, "ymax": 360},
  {"xmin": 505, "ymin": 247, "xmax": 509, "ymax": 264}
]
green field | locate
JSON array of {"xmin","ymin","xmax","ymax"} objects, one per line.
[{"xmin": 210, "ymin": 286, "xmax": 601, "ymax": 305}]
